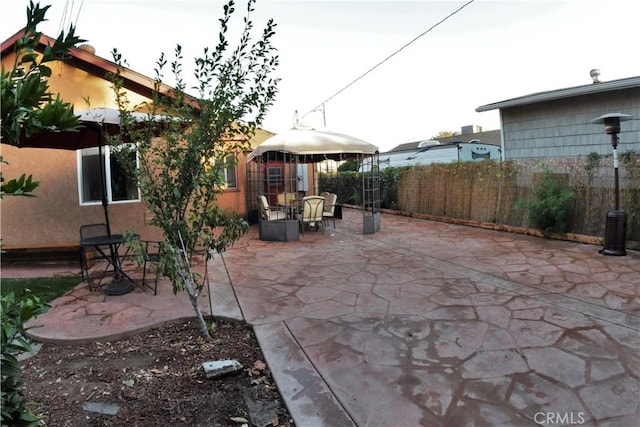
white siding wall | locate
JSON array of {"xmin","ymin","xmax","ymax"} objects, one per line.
[
  {"xmin": 501, "ymin": 90, "xmax": 640, "ymax": 160},
  {"xmin": 458, "ymin": 144, "xmax": 501, "ymax": 161}
]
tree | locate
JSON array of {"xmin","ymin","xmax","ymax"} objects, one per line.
[
  {"xmin": 1, "ymin": 1, "xmax": 85, "ymax": 198},
  {"xmin": 108, "ymin": 0, "xmax": 279, "ymax": 339},
  {"xmin": 1, "ymin": 1, "xmax": 84, "ymax": 145},
  {"xmin": 338, "ymin": 159, "xmax": 360, "ymax": 172},
  {"xmin": 0, "ymin": 158, "xmax": 39, "ymax": 198},
  {"xmin": 431, "ymin": 130, "xmax": 458, "ymax": 140},
  {"xmin": 1, "ymin": 3, "xmax": 83, "ymax": 425}
]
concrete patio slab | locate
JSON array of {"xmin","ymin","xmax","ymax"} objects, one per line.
[{"xmin": 5, "ymin": 208, "xmax": 639, "ymax": 426}]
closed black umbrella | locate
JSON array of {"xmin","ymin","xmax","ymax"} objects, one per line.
[
  {"xmin": 5, "ymin": 108, "xmax": 170, "ymax": 295},
  {"xmin": 7, "ymin": 108, "xmax": 155, "ymax": 236}
]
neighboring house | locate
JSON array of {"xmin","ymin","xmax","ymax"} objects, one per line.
[
  {"xmin": 375, "ymin": 127, "xmax": 501, "ymax": 170},
  {"xmin": 1, "ymin": 30, "xmax": 273, "ymax": 251},
  {"xmin": 476, "ymin": 75, "xmax": 640, "ymax": 160}
]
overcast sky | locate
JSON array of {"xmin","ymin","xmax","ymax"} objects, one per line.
[{"xmin": 3, "ymin": 0, "xmax": 639, "ymax": 151}]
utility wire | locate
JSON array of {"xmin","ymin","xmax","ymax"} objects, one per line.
[
  {"xmin": 57, "ymin": 0, "xmax": 85, "ymax": 35},
  {"xmin": 300, "ymin": 0, "xmax": 475, "ymax": 121}
]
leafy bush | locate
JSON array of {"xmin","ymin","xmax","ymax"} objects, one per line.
[
  {"xmin": 337, "ymin": 159, "xmax": 360, "ymax": 172},
  {"xmin": 380, "ymin": 167, "xmax": 402, "ymax": 210},
  {"xmin": 1, "ymin": 290, "xmax": 49, "ymax": 426},
  {"xmin": 336, "ymin": 171, "xmax": 361, "ymax": 205},
  {"xmin": 516, "ymin": 168, "xmax": 576, "ymax": 234}
]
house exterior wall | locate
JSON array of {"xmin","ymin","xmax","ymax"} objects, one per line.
[
  {"xmin": 1, "ymin": 143, "xmax": 157, "ymax": 248},
  {"xmin": 501, "ymin": 89, "xmax": 640, "ymax": 160},
  {"xmin": 1, "ymin": 53, "xmax": 257, "ymax": 249}
]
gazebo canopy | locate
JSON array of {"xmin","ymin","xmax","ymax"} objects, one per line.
[{"xmin": 247, "ymin": 126, "xmax": 378, "ymax": 163}]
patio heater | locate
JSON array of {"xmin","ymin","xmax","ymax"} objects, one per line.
[{"xmin": 591, "ymin": 112, "xmax": 633, "ymax": 256}]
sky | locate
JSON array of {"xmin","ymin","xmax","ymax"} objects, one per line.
[{"xmin": 2, "ymin": 0, "xmax": 639, "ymax": 152}]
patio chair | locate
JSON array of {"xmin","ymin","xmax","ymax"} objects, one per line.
[
  {"xmin": 258, "ymin": 195, "xmax": 287, "ymax": 221},
  {"xmin": 79, "ymin": 223, "xmax": 113, "ymax": 290},
  {"xmin": 322, "ymin": 192, "xmax": 338, "ymax": 229},
  {"xmin": 141, "ymin": 240, "xmax": 163, "ymax": 295},
  {"xmin": 277, "ymin": 192, "xmax": 298, "ymax": 218},
  {"xmin": 277, "ymin": 192, "xmax": 297, "ymax": 207},
  {"xmin": 300, "ymin": 196, "xmax": 325, "ymax": 234}
]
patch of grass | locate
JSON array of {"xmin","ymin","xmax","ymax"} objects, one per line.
[{"xmin": 1, "ymin": 276, "xmax": 81, "ymax": 304}]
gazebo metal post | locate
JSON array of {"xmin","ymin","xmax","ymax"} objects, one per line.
[{"xmin": 361, "ymin": 152, "xmax": 381, "ymax": 234}]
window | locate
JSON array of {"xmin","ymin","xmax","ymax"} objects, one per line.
[
  {"xmin": 203, "ymin": 153, "xmax": 238, "ymax": 190},
  {"xmin": 267, "ymin": 167, "xmax": 282, "ymax": 186},
  {"xmin": 78, "ymin": 146, "xmax": 140, "ymax": 204},
  {"xmin": 222, "ymin": 154, "xmax": 238, "ymax": 189}
]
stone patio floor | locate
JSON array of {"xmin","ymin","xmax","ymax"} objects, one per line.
[{"xmin": 5, "ymin": 208, "xmax": 639, "ymax": 426}]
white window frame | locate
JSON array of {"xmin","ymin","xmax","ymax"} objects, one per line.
[
  {"xmin": 77, "ymin": 145, "xmax": 141, "ymax": 206},
  {"xmin": 266, "ymin": 166, "xmax": 282, "ymax": 186},
  {"xmin": 222, "ymin": 154, "xmax": 238, "ymax": 190}
]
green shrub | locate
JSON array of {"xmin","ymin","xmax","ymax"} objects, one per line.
[
  {"xmin": 1, "ymin": 290, "xmax": 49, "ymax": 426},
  {"xmin": 337, "ymin": 159, "xmax": 360, "ymax": 172},
  {"xmin": 516, "ymin": 168, "xmax": 576, "ymax": 234},
  {"xmin": 380, "ymin": 167, "xmax": 401, "ymax": 210}
]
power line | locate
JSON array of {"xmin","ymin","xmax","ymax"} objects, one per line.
[
  {"xmin": 300, "ymin": 0, "xmax": 475, "ymax": 122},
  {"xmin": 57, "ymin": 0, "xmax": 85, "ymax": 35}
]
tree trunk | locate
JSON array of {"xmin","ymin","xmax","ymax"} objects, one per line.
[{"xmin": 174, "ymin": 251, "xmax": 212, "ymax": 340}]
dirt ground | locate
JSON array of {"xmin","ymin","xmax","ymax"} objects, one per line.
[{"xmin": 21, "ymin": 319, "xmax": 294, "ymax": 427}]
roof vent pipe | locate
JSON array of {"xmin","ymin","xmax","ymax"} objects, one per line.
[{"xmin": 590, "ymin": 68, "xmax": 601, "ymax": 83}]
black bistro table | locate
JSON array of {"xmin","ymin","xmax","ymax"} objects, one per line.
[{"xmin": 80, "ymin": 233, "xmax": 139, "ymax": 296}]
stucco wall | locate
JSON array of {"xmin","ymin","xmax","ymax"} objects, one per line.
[{"xmin": 2, "ymin": 54, "xmax": 257, "ymax": 249}]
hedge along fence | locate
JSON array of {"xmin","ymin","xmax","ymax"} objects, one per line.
[
  {"xmin": 319, "ymin": 171, "xmax": 362, "ymax": 205},
  {"xmin": 317, "ymin": 153, "xmax": 639, "ymax": 243},
  {"xmin": 395, "ymin": 154, "xmax": 640, "ymax": 242}
]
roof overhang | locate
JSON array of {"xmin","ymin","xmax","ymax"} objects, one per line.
[
  {"xmin": 2, "ymin": 28, "xmax": 200, "ymax": 109},
  {"xmin": 476, "ymin": 76, "xmax": 640, "ymax": 112}
]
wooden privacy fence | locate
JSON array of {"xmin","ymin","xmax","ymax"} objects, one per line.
[{"xmin": 396, "ymin": 158, "xmax": 640, "ymax": 242}]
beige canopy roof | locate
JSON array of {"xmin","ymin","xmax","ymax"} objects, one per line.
[{"xmin": 247, "ymin": 126, "xmax": 378, "ymax": 163}]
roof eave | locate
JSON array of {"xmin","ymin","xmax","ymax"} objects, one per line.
[
  {"xmin": 476, "ymin": 76, "xmax": 640, "ymax": 112},
  {"xmin": 2, "ymin": 29, "xmax": 200, "ymax": 109}
]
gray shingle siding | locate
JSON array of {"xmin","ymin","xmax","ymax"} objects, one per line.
[
  {"xmin": 500, "ymin": 89, "xmax": 640, "ymax": 160},
  {"xmin": 477, "ymin": 77, "xmax": 640, "ymax": 161}
]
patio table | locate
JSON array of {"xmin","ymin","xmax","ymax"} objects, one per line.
[
  {"xmin": 277, "ymin": 202, "xmax": 300, "ymax": 219},
  {"xmin": 80, "ymin": 233, "xmax": 139, "ymax": 297}
]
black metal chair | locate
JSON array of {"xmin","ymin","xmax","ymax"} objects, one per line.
[
  {"xmin": 141, "ymin": 240, "xmax": 163, "ymax": 295},
  {"xmin": 79, "ymin": 223, "xmax": 113, "ymax": 290}
]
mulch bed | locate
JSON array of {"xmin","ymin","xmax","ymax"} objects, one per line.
[{"xmin": 21, "ymin": 319, "xmax": 294, "ymax": 427}]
